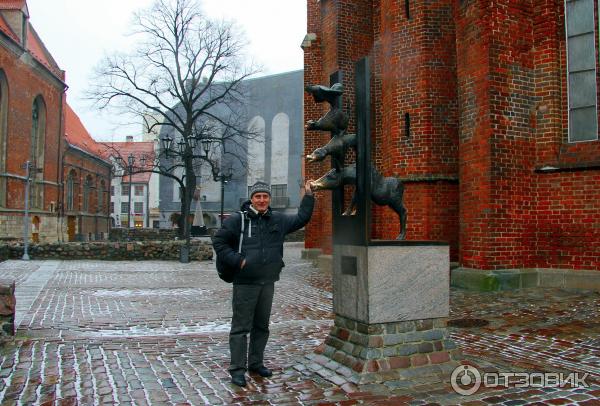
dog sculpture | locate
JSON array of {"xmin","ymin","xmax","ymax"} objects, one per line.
[{"xmin": 306, "ymin": 132, "xmax": 356, "ymax": 166}]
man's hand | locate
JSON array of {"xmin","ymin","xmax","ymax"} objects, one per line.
[{"xmin": 305, "ymin": 180, "xmax": 313, "ymax": 196}]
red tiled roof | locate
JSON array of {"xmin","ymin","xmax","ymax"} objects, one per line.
[
  {"xmin": 64, "ymin": 103, "xmax": 106, "ymax": 159},
  {"xmin": 0, "ymin": 2, "xmax": 63, "ymax": 81},
  {"xmin": 101, "ymin": 141, "xmax": 156, "ymax": 184},
  {"xmin": 26, "ymin": 24, "xmax": 63, "ymax": 79},
  {"xmin": 0, "ymin": 1, "xmax": 27, "ymax": 11}
]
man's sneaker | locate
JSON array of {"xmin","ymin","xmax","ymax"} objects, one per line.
[
  {"xmin": 231, "ymin": 373, "xmax": 247, "ymax": 387},
  {"xmin": 249, "ymin": 366, "xmax": 273, "ymax": 377}
]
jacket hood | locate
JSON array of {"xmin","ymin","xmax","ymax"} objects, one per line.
[{"xmin": 240, "ymin": 200, "xmax": 252, "ymax": 211}]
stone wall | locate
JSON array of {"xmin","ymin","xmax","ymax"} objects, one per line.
[
  {"xmin": 0, "ymin": 280, "xmax": 15, "ymax": 338},
  {"xmin": 0, "ymin": 213, "xmax": 62, "ymax": 243},
  {"xmin": 0, "ymin": 241, "xmax": 212, "ymax": 261},
  {"xmin": 109, "ymin": 228, "xmax": 178, "ymax": 242}
]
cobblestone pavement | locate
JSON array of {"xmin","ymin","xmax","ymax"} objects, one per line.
[{"xmin": 0, "ymin": 243, "xmax": 599, "ymax": 405}]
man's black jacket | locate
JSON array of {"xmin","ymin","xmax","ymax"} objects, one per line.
[{"xmin": 212, "ymin": 194, "xmax": 314, "ymax": 284}]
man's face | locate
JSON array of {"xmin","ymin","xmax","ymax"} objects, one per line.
[{"xmin": 251, "ymin": 192, "xmax": 271, "ymax": 213}]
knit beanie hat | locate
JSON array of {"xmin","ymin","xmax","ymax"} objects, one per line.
[{"xmin": 249, "ymin": 181, "xmax": 271, "ymax": 198}]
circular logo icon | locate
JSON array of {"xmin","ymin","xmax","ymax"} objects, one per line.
[{"xmin": 451, "ymin": 365, "xmax": 482, "ymax": 396}]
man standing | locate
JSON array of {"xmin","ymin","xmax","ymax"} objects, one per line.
[{"xmin": 212, "ymin": 180, "xmax": 315, "ymax": 387}]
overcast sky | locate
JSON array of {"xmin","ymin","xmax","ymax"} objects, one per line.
[{"xmin": 26, "ymin": 0, "xmax": 307, "ymax": 141}]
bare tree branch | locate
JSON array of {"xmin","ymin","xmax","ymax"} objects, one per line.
[{"xmin": 87, "ymin": 0, "xmax": 260, "ymax": 246}]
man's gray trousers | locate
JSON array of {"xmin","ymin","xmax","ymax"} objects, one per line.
[{"xmin": 229, "ymin": 283, "xmax": 274, "ymax": 374}]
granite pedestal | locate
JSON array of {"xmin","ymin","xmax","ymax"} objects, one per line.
[{"xmin": 306, "ymin": 243, "xmax": 461, "ymax": 384}]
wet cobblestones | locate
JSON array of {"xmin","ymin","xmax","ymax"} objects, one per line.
[{"xmin": 0, "ymin": 243, "xmax": 599, "ymax": 404}]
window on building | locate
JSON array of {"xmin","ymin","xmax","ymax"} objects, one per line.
[
  {"xmin": 134, "ymin": 201, "xmax": 144, "ymax": 214},
  {"xmin": 271, "ymin": 113, "xmax": 290, "ymax": 186},
  {"xmin": 271, "ymin": 184, "xmax": 287, "ymax": 197},
  {"xmin": 121, "ymin": 184, "xmax": 130, "ymax": 196},
  {"xmin": 566, "ymin": 0, "xmax": 598, "ymax": 142},
  {"xmin": 110, "ymin": 186, "xmax": 115, "ymax": 196},
  {"xmin": 0, "ymin": 70, "xmax": 7, "ymax": 207},
  {"xmin": 270, "ymin": 184, "xmax": 288, "ymax": 207},
  {"xmin": 98, "ymin": 180, "xmax": 106, "ymax": 212},
  {"xmin": 83, "ymin": 175, "xmax": 93, "ymax": 212},
  {"xmin": 30, "ymin": 96, "xmax": 46, "ymax": 209},
  {"xmin": 66, "ymin": 170, "xmax": 76, "ymax": 211},
  {"xmin": 110, "ymin": 202, "xmax": 114, "ymax": 214},
  {"xmin": 135, "ymin": 185, "xmax": 144, "ymax": 196},
  {"xmin": 121, "ymin": 202, "xmax": 128, "ymax": 214}
]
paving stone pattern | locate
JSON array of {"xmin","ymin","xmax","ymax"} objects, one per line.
[{"xmin": 0, "ymin": 243, "xmax": 598, "ymax": 405}]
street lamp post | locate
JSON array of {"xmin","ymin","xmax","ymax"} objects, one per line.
[
  {"xmin": 21, "ymin": 161, "xmax": 32, "ymax": 260},
  {"xmin": 127, "ymin": 154, "xmax": 134, "ymax": 229},
  {"xmin": 214, "ymin": 166, "xmax": 233, "ymax": 227}
]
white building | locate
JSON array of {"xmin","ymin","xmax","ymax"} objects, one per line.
[{"xmin": 107, "ymin": 138, "xmax": 158, "ymax": 228}]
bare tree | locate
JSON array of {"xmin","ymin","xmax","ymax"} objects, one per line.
[{"xmin": 88, "ymin": 0, "xmax": 259, "ymax": 256}]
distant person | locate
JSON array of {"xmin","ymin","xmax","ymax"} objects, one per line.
[{"xmin": 212, "ymin": 180, "xmax": 315, "ymax": 387}]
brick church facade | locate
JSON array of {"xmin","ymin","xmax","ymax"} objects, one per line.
[
  {"xmin": 303, "ymin": 0, "xmax": 600, "ymax": 273},
  {"xmin": 0, "ymin": 1, "xmax": 110, "ymax": 243}
]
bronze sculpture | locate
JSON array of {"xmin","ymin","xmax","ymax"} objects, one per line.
[
  {"xmin": 305, "ymin": 82, "xmax": 408, "ymax": 240},
  {"xmin": 310, "ymin": 164, "xmax": 407, "ymax": 240}
]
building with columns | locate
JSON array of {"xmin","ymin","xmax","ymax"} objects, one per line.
[{"xmin": 158, "ymin": 70, "xmax": 305, "ymax": 229}]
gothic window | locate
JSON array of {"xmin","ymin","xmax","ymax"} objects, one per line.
[
  {"xmin": 30, "ymin": 96, "xmax": 46, "ymax": 209},
  {"xmin": 98, "ymin": 180, "xmax": 106, "ymax": 213},
  {"xmin": 66, "ymin": 170, "xmax": 76, "ymax": 211},
  {"xmin": 565, "ymin": 0, "xmax": 598, "ymax": 142},
  {"xmin": 83, "ymin": 175, "xmax": 93, "ymax": 212},
  {"xmin": 247, "ymin": 116, "xmax": 265, "ymax": 187},
  {"xmin": 271, "ymin": 113, "xmax": 290, "ymax": 186},
  {"xmin": 0, "ymin": 70, "xmax": 7, "ymax": 207}
]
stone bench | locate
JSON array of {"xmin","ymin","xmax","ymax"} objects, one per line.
[{"xmin": 0, "ymin": 280, "xmax": 15, "ymax": 338}]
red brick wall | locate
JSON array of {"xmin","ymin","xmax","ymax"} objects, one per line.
[
  {"xmin": 529, "ymin": 0, "xmax": 600, "ymax": 270},
  {"xmin": 306, "ymin": 0, "xmax": 599, "ymax": 271},
  {"xmin": 304, "ymin": 0, "xmax": 329, "ymax": 252},
  {"xmin": 530, "ymin": 171, "xmax": 600, "ymax": 270},
  {"xmin": 0, "ymin": 45, "xmax": 63, "ymax": 214},
  {"xmin": 304, "ymin": 0, "xmax": 375, "ymax": 254},
  {"xmin": 62, "ymin": 151, "xmax": 111, "ymax": 216},
  {"xmin": 372, "ymin": 0, "xmax": 459, "ymax": 260}
]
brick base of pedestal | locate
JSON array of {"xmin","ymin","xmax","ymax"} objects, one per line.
[
  {"xmin": 0, "ymin": 280, "xmax": 15, "ymax": 338},
  {"xmin": 304, "ymin": 315, "xmax": 462, "ymax": 384}
]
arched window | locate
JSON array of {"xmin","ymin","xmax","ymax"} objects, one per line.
[
  {"xmin": 98, "ymin": 179, "xmax": 106, "ymax": 213},
  {"xmin": 66, "ymin": 170, "xmax": 77, "ymax": 211},
  {"xmin": 0, "ymin": 70, "xmax": 7, "ymax": 207},
  {"xmin": 30, "ymin": 96, "xmax": 46, "ymax": 209},
  {"xmin": 247, "ymin": 116, "xmax": 265, "ymax": 190},
  {"xmin": 83, "ymin": 175, "xmax": 93, "ymax": 212},
  {"xmin": 271, "ymin": 113, "xmax": 290, "ymax": 185}
]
